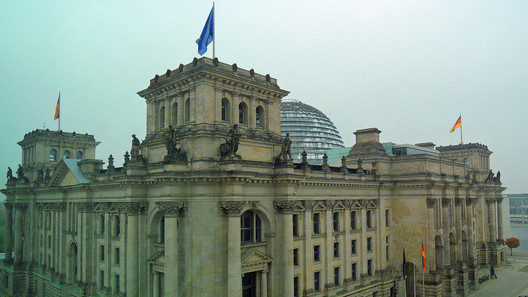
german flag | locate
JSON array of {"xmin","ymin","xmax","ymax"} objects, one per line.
[
  {"xmin": 422, "ymin": 242, "xmax": 426, "ymax": 271},
  {"xmin": 54, "ymin": 93, "xmax": 60, "ymax": 120},
  {"xmin": 450, "ymin": 116, "xmax": 461, "ymax": 133}
]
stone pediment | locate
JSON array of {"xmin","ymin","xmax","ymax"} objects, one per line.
[
  {"xmin": 147, "ymin": 250, "xmax": 165, "ymax": 268},
  {"xmin": 241, "ymin": 249, "xmax": 272, "ymax": 270},
  {"xmin": 47, "ymin": 159, "xmax": 91, "ymax": 188}
]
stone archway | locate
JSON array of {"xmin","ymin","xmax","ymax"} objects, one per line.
[
  {"xmin": 435, "ymin": 235, "xmax": 444, "ymax": 270},
  {"xmin": 67, "ymin": 242, "xmax": 78, "ymax": 283}
]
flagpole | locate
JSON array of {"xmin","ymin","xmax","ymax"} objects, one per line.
[
  {"xmin": 459, "ymin": 113, "xmax": 463, "ymax": 145},
  {"xmin": 422, "ymin": 268, "xmax": 425, "ymax": 297},
  {"xmin": 58, "ymin": 92, "xmax": 61, "ymax": 131},
  {"xmin": 212, "ymin": 2, "xmax": 215, "ymax": 59},
  {"xmin": 414, "ymin": 264, "xmax": 416, "ymax": 297}
]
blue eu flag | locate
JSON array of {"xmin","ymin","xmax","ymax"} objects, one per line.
[{"xmin": 196, "ymin": 6, "xmax": 214, "ymax": 56}]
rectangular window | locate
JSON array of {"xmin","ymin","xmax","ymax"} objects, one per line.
[
  {"xmin": 368, "ymin": 259, "xmax": 373, "ymax": 276},
  {"xmin": 115, "ymin": 248, "xmax": 120, "ymax": 265},
  {"xmin": 314, "ymin": 245, "xmax": 320, "ymax": 262},
  {"xmin": 40, "ymin": 234, "xmax": 43, "ymax": 247},
  {"xmin": 334, "ymin": 267, "xmax": 340, "ymax": 286},
  {"xmin": 294, "ymin": 276, "xmax": 299, "ymax": 297},
  {"xmin": 385, "ymin": 209, "xmax": 390, "ymax": 227},
  {"xmin": 100, "ymin": 215, "xmax": 105, "ymax": 234},
  {"xmin": 114, "ymin": 274, "xmax": 120, "ymax": 293},
  {"xmin": 334, "ymin": 242, "xmax": 339, "ymax": 258},
  {"xmin": 314, "ymin": 271, "xmax": 320, "ymax": 292},
  {"xmin": 100, "ymin": 245, "xmax": 105, "ymax": 261},
  {"xmin": 293, "ymin": 248, "xmax": 299, "ymax": 266},
  {"xmin": 114, "ymin": 215, "xmax": 120, "ymax": 236},
  {"xmin": 366, "ymin": 210, "xmax": 372, "ymax": 228},
  {"xmin": 293, "ymin": 214, "xmax": 299, "ymax": 237},
  {"xmin": 333, "ymin": 212, "xmax": 339, "ymax": 232},
  {"xmin": 100, "ymin": 270, "xmax": 104, "ymax": 289},
  {"xmin": 367, "ymin": 237, "xmax": 372, "ymax": 251},
  {"xmin": 351, "ymin": 211, "xmax": 357, "ymax": 230},
  {"xmin": 352, "ymin": 263, "xmax": 357, "ymax": 280},
  {"xmin": 313, "ymin": 213, "xmax": 320, "ymax": 234},
  {"xmin": 351, "ymin": 240, "xmax": 357, "ymax": 254},
  {"xmin": 386, "ymin": 236, "xmax": 389, "ymax": 261},
  {"xmin": 48, "ymin": 235, "xmax": 51, "ymax": 248}
]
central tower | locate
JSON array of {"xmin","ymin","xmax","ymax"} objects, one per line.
[{"xmin": 137, "ymin": 57, "xmax": 289, "ymax": 167}]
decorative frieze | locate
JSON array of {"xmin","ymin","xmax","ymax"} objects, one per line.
[
  {"xmin": 220, "ymin": 201, "xmax": 247, "ymax": 215},
  {"xmin": 273, "ymin": 200, "xmax": 297, "ymax": 214},
  {"xmin": 156, "ymin": 202, "xmax": 187, "ymax": 216},
  {"xmin": 37, "ymin": 202, "xmax": 67, "ymax": 212}
]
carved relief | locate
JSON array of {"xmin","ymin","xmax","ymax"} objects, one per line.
[
  {"xmin": 273, "ymin": 200, "xmax": 297, "ymax": 214},
  {"xmin": 220, "ymin": 201, "xmax": 247, "ymax": 215},
  {"xmin": 302, "ymin": 200, "xmax": 315, "ymax": 211}
]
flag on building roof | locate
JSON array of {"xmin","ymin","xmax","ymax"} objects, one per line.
[
  {"xmin": 450, "ymin": 116, "xmax": 461, "ymax": 133},
  {"xmin": 402, "ymin": 248, "xmax": 407, "ymax": 278},
  {"xmin": 196, "ymin": 6, "xmax": 214, "ymax": 56},
  {"xmin": 54, "ymin": 93, "xmax": 60, "ymax": 120},
  {"xmin": 422, "ymin": 242, "xmax": 426, "ymax": 271}
]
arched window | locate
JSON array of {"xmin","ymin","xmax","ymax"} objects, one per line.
[
  {"xmin": 222, "ymin": 98, "xmax": 230, "ymax": 121},
  {"xmin": 238, "ymin": 102, "xmax": 248, "ymax": 124},
  {"xmin": 185, "ymin": 98, "xmax": 191, "ymax": 122},
  {"xmin": 256, "ymin": 106, "xmax": 264, "ymax": 127},
  {"xmin": 70, "ymin": 243, "xmax": 78, "ymax": 282},
  {"xmin": 63, "ymin": 150, "xmax": 70, "ymax": 159},
  {"xmin": 50, "ymin": 149, "xmax": 57, "ymax": 161},
  {"xmin": 159, "ymin": 216, "xmax": 165, "ymax": 244},
  {"xmin": 241, "ymin": 211, "xmax": 262, "ymax": 244},
  {"xmin": 171, "ymin": 102, "xmax": 178, "ymax": 125},
  {"xmin": 159, "ymin": 106, "xmax": 165, "ymax": 129},
  {"xmin": 100, "ymin": 214, "xmax": 105, "ymax": 235},
  {"xmin": 76, "ymin": 151, "xmax": 83, "ymax": 159}
]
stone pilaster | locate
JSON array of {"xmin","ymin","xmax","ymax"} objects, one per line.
[
  {"xmin": 302, "ymin": 200, "xmax": 314, "ymax": 293},
  {"xmin": 220, "ymin": 201, "xmax": 246, "ymax": 297},
  {"xmin": 496, "ymin": 197, "xmax": 503, "ymax": 242},
  {"xmin": 274, "ymin": 200, "xmax": 295, "ymax": 297},
  {"xmin": 14, "ymin": 203, "xmax": 27, "ymax": 264},
  {"xmin": 160, "ymin": 202, "xmax": 187, "ymax": 297},
  {"xmin": 486, "ymin": 199, "xmax": 497, "ymax": 243},
  {"xmin": 5, "ymin": 203, "xmax": 13, "ymax": 263},
  {"xmin": 426, "ymin": 199, "xmax": 436, "ymax": 270}
]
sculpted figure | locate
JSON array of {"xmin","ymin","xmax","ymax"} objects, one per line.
[
  {"xmin": 16, "ymin": 164, "xmax": 24, "ymax": 180},
  {"xmin": 6, "ymin": 167, "xmax": 13, "ymax": 181},
  {"xmin": 130, "ymin": 134, "xmax": 141, "ymax": 159},
  {"xmin": 281, "ymin": 133, "xmax": 293, "ymax": 162},
  {"xmin": 484, "ymin": 170, "xmax": 494, "ymax": 183},
  {"xmin": 220, "ymin": 124, "xmax": 240, "ymax": 157}
]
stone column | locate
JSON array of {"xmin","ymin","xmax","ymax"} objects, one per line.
[
  {"xmin": 220, "ymin": 201, "xmax": 246, "ymax": 297},
  {"xmin": 426, "ymin": 199, "xmax": 436, "ymax": 271},
  {"xmin": 274, "ymin": 200, "xmax": 296, "ymax": 296},
  {"xmin": 496, "ymin": 197, "xmax": 504, "ymax": 242},
  {"xmin": 122, "ymin": 202, "xmax": 147, "ymax": 297},
  {"xmin": 441, "ymin": 198, "xmax": 451, "ymax": 266},
  {"xmin": 153, "ymin": 271, "xmax": 159, "ymax": 297},
  {"xmin": 156, "ymin": 202, "xmax": 186, "ymax": 297},
  {"xmin": 5, "ymin": 203, "xmax": 13, "ymax": 263},
  {"xmin": 455, "ymin": 198, "xmax": 463, "ymax": 262},
  {"xmin": 487, "ymin": 199, "xmax": 497, "ymax": 243},
  {"xmin": 261, "ymin": 269, "xmax": 268, "ymax": 297},
  {"xmin": 14, "ymin": 203, "xmax": 27, "ymax": 264},
  {"xmin": 302, "ymin": 201, "xmax": 314, "ymax": 291}
]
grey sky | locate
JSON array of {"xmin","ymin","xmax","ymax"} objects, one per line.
[{"xmin": 1, "ymin": 1, "xmax": 527, "ymax": 195}]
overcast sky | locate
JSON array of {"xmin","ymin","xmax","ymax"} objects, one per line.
[{"xmin": 1, "ymin": 1, "xmax": 527, "ymax": 195}]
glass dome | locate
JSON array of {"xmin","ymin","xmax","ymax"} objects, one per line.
[{"xmin": 280, "ymin": 99, "xmax": 345, "ymax": 164}]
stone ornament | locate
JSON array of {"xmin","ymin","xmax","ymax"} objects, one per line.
[
  {"xmin": 220, "ymin": 201, "xmax": 247, "ymax": 215},
  {"xmin": 441, "ymin": 198, "xmax": 451, "ymax": 207},
  {"xmin": 273, "ymin": 200, "xmax": 297, "ymax": 213},
  {"xmin": 426, "ymin": 198, "xmax": 436, "ymax": 208},
  {"xmin": 455, "ymin": 198, "xmax": 463, "ymax": 206},
  {"xmin": 220, "ymin": 124, "xmax": 241, "ymax": 158},
  {"xmin": 156, "ymin": 201, "xmax": 187, "ymax": 216},
  {"xmin": 77, "ymin": 202, "xmax": 94, "ymax": 213}
]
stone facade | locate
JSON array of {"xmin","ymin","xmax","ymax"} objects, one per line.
[{"xmin": 1, "ymin": 57, "xmax": 505, "ymax": 297}]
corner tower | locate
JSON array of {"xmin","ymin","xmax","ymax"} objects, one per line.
[{"xmin": 137, "ymin": 57, "xmax": 289, "ymax": 166}]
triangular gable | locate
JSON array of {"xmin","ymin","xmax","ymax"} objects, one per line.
[
  {"xmin": 48, "ymin": 159, "xmax": 91, "ymax": 188},
  {"xmin": 333, "ymin": 201, "xmax": 346, "ymax": 210},
  {"xmin": 312, "ymin": 201, "xmax": 326, "ymax": 211},
  {"xmin": 147, "ymin": 250, "xmax": 165, "ymax": 263},
  {"xmin": 241, "ymin": 249, "xmax": 272, "ymax": 269},
  {"xmin": 292, "ymin": 201, "xmax": 305, "ymax": 212}
]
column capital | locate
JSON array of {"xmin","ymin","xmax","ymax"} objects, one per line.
[
  {"xmin": 76, "ymin": 202, "xmax": 94, "ymax": 213},
  {"xmin": 119, "ymin": 202, "xmax": 148, "ymax": 215},
  {"xmin": 274, "ymin": 200, "xmax": 296, "ymax": 214},
  {"xmin": 441, "ymin": 198, "xmax": 450, "ymax": 207},
  {"xmin": 302, "ymin": 200, "xmax": 315, "ymax": 211},
  {"xmin": 485, "ymin": 198, "xmax": 496, "ymax": 204},
  {"xmin": 426, "ymin": 198, "xmax": 436, "ymax": 208},
  {"xmin": 156, "ymin": 201, "xmax": 187, "ymax": 217},
  {"xmin": 455, "ymin": 198, "xmax": 463, "ymax": 207},
  {"xmin": 497, "ymin": 197, "xmax": 504, "ymax": 203},
  {"xmin": 220, "ymin": 201, "xmax": 247, "ymax": 215},
  {"xmin": 14, "ymin": 203, "xmax": 28, "ymax": 211},
  {"xmin": 4, "ymin": 202, "xmax": 14, "ymax": 209}
]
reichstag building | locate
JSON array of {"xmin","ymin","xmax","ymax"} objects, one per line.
[{"xmin": 1, "ymin": 57, "xmax": 506, "ymax": 297}]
